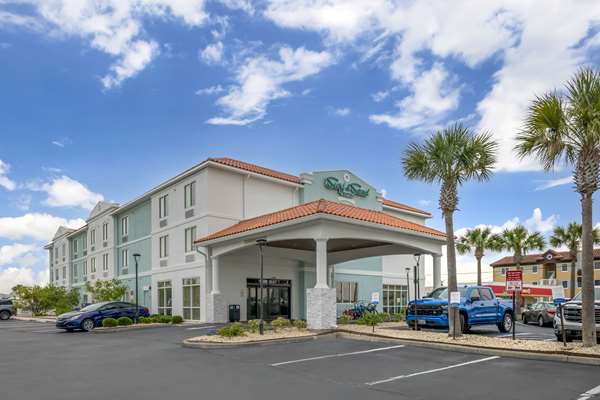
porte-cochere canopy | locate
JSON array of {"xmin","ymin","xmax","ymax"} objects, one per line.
[{"xmin": 195, "ymin": 199, "xmax": 446, "ymax": 329}]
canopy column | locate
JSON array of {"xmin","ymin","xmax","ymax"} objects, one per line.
[
  {"xmin": 433, "ymin": 254, "xmax": 442, "ymax": 289},
  {"xmin": 307, "ymin": 238, "xmax": 336, "ymax": 330},
  {"xmin": 207, "ymin": 255, "xmax": 227, "ymax": 323}
]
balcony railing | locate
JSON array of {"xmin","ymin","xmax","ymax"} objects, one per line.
[{"xmin": 540, "ymin": 279, "xmax": 557, "ymax": 286}]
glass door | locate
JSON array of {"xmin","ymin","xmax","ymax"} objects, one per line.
[{"xmin": 246, "ymin": 279, "xmax": 291, "ymax": 320}]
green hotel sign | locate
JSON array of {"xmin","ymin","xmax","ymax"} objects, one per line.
[{"xmin": 323, "ymin": 176, "xmax": 370, "ymax": 198}]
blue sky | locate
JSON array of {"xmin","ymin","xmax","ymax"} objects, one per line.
[{"xmin": 1, "ymin": 1, "xmax": 600, "ymax": 291}]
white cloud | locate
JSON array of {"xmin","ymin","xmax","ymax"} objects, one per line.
[
  {"xmin": 535, "ymin": 176, "xmax": 573, "ymax": 191},
  {"xmin": 51, "ymin": 136, "xmax": 72, "ymax": 148},
  {"xmin": 207, "ymin": 46, "xmax": 333, "ymax": 125},
  {"xmin": 370, "ymin": 62, "xmax": 460, "ymax": 130},
  {"xmin": 0, "ymin": 213, "xmax": 85, "ymax": 242},
  {"xmin": 371, "ymin": 90, "xmax": 389, "ymax": 102},
  {"xmin": 6, "ymin": 1, "xmax": 209, "ymax": 88},
  {"xmin": 0, "ymin": 244, "xmax": 37, "ymax": 266},
  {"xmin": 525, "ymin": 208, "xmax": 558, "ymax": 234},
  {"xmin": 199, "ymin": 41, "xmax": 224, "ymax": 65},
  {"xmin": 0, "ymin": 267, "xmax": 48, "ymax": 294},
  {"xmin": 27, "ymin": 176, "xmax": 103, "ymax": 210},
  {"xmin": 0, "ymin": 159, "xmax": 16, "ymax": 191},
  {"xmin": 332, "ymin": 107, "xmax": 350, "ymax": 116},
  {"xmin": 195, "ymin": 85, "xmax": 225, "ymax": 96},
  {"xmin": 418, "ymin": 200, "xmax": 432, "ymax": 207}
]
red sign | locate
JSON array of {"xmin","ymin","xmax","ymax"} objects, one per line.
[{"xmin": 505, "ymin": 270, "xmax": 523, "ymax": 290}]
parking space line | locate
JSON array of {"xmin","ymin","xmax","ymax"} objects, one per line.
[
  {"xmin": 578, "ymin": 384, "xmax": 600, "ymax": 400},
  {"xmin": 186, "ymin": 326, "xmax": 216, "ymax": 330},
  {"xmin": 497, "ymin": 332, "xmax": 531, "ymax": 338},
  {"xmin": 365, "ymin": 356, "xmax": 500, "ymax": 386},
  {"xmin": 270, "ymin": 344, "xmax": 405, "ymax": 367}
]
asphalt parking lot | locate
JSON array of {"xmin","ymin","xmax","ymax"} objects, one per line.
[
  {"xmin": 1, "ymin": 319, "xmax": 599, "ymax": 400},
  {"xmin": 410, "ymin": 320, "xmax": 557, "ymax": 341}
]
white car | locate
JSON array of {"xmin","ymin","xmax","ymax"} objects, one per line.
[{"xmin": 553, "ymin": 286, "xmax": 600, "ymax": 342}]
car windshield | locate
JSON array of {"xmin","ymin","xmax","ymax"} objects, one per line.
[
  {"xmin": 426, "ymin": 287, "xmax": 469, "ymax": 299},
  {"xmin": 80, "ymin": 302, "xmax": 110, "ymax": 312},
  {"xmin": 571, "ymin": 288, "xmax": 600, "ymax": 301}
]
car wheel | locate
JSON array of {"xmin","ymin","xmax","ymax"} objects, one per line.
[
  {"xmin": 498, "ymin": 312, "xmax": 513, "ymax": 333},
  {"xmin": 81, "ymin": 319, "xmax": 95, "ymax": 332},
  {"xmin": 521, "ymin": 314, "xmax": 527, "ymax": 324},
  {"xmin": 459, "ymin": 313, "xmax": 469, "ymax": 333},
  {"xmin": 0, "ymin": 310, "xmax": 10, "ymax": 320},
  {"xmin": 538, "ymin": 316, "xmax": 545, "ymax": 327}
]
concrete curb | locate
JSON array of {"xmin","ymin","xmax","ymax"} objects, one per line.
[
  {"xmin": 336, "ymin": 330, "xmax": 600, "ymax": 366},
  {"xmin": 14, "ymin": 316, "xmax": 56, "ymax": 324},
  {"xmin": 182, "ymin": 330, "xmax": 336, "ymax": 349},
  {"xmin": 92, "ymin": 323, "xmax": 180, "ymax": 333}
]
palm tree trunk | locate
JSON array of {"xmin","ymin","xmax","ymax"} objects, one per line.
[
  {"xmin": 445, "ymin": 210, "xmax": 461, "ymax": 337},
  {"xmin": 476, "ymin": 256, "xmax": 482, "ymax": 286},
  {"xmin": 570, "ymin": 257, "xmax": 577, "ymax": 299},
  {"xmin": 581, "ymin": 192, "xmax": 597, "ymax": 347}
]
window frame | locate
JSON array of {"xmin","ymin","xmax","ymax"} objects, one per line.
[
  {"xmin": 184, "ymin": 181, "xmax": 196, "ymax": 209},
  {"xmin": 182, "ymin": 277, "xmax": 201, "ymax": 320},
  {"xmin": 121, "ymin": 216, "xmax": 129, "ymax": 237},
  {"xmin": 159, "ymin": 195, "xmax": 168, "ymax": 219},
  {"xmin": 184, "ymin": 226, "xmax": 197, "ymax": 254},
  {"xmin": 102, "ymin": 222, "xmax": 109, "ymax": 241},
  {"xmin": 157, "ymin": 280, "xmax": 172, "ymax": 316},
  {"xmin": 159, "ymin": 235, "xmax": 169, "ymax": 259},
  {"xmin": 335, "ymin": 281, "xmax": 358, "ymax": 303}
]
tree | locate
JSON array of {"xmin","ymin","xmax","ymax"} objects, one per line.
[
  {"xmin": 515, "ymin": 67, "xmax": 600, "ymax": 346},
  {"xmin": 403, "ymin": 123, "xmax": 498, "ymax": 336},
  {"xmin": 550, "ymin": 222, "xmax": 600, "ymax": 298},
  {"xmin": 495, "ymin": 225, "xmax": 545, "ymax": 313},
  {"xmin": 456, "ymin": 227, "xmax": 502, "ymax": 285},
  {"xmin": 85, "ymin": 279, "xmax": 128, "ymax": 302},
  {"xmin": 11, "ymin": 284, "xmax": 79, "ymax": 316}
]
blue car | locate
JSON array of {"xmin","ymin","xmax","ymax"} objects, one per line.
[{"xmin": 56, "ymin": 301, "xmax": 150, "ymax": 332}]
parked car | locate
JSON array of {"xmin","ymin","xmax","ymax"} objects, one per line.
[
  {"xmin": 56, "ymin": 301, "xmax": 149, "ymax": 332},
  {"xmin": 522, "ymin": 302, "xmax": 556, "ymax": 327},
  {"xmin": 406, "ymin": 285, "xmax": 514, "ymax": 333},
  {"xmin": 0, "ymin": 299, "xmax": 16, "ymax": 320},
  {"xmin": 553, "ymin": 286, "xmax": 600, "ymax": 342}
]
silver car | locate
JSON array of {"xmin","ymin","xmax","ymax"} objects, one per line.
[
  {"xmin": 553, "ymin": 287, "xmax": 600, "ymax": 342},
  {"xmin": 0, "ymin": 298, "xmax": 16, "ymax": 320}
]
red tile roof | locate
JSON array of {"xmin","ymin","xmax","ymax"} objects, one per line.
[
  {"xmin": 208, "ymin": 157, "xmax": 302, "ymax": 184},
  {"xmin": 196, "ymin": 199, "xmax": 446, "ymax": 244},
  {"xmin": 382, "ymin": 198, "xmax": 432, "ymax": 217},
  {"xmin": 490, "ymin": 249, "xmax": 600, "ymax": 267}
]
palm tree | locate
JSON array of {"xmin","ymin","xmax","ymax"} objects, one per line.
[
  {"xmin": 495, "ymin": 225, "xmax": 545, "ymax": 315},
  {"xmin": 515, "ymin": 67, "xmax": 600, "ymax": 346},
  {"xmin": 403, "ymin": 123, "xmax": 497, "ymax": 336},
  {"xmin": 456, "ymin": 227, "xmax": 502, "ymax": 286},
  {"xmin": 550, "ymin": 222, "xmax": 600, "ymax": 298}
]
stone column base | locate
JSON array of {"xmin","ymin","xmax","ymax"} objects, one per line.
[
  {"xmin": 307, "ymin": 287, "xmax": 336, "ymax": 330},
  {"xmin": 206, "ymin": 293, "xmax": 227, "ymax": 323}
]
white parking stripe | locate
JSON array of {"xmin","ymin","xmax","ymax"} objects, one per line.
[
  {"xmin": 270, "ymin": 345, "xmax": 405, "ymax": 367},
  {"xmin": 365, "ymin": 356, "xmax": 500, "ymax": 386},
  {"xmin": 186, "ymin": 326, "xmax": 216, "ymax": 330},
  {"xmin": 577, "ymin": 384, "xmax": 600, "ymax": 400},
  {"xmin": 497, "ymin": 332, "xmax": 531, "ymax": 338}
]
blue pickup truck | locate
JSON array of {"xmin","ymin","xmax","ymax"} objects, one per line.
[{"xmin": 406, "ymin": 286, "xmax": 514, "ymax": 333}]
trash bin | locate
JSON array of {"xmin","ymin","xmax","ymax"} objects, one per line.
[{"xmin": 228, "ymin": 304, "xmax": 240, "ymax": 322}]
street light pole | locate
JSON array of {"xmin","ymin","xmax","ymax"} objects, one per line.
[
  {"xmin": 256, "ymin": 239, "xmax": 267, "ymax": 335},
  {"xmin": 133, "ymin": 253, "xmax": 141, "ymax": 324},
  {"xmin": 413, "ymin": 254, "xmax": 422, "ymax": 331}
]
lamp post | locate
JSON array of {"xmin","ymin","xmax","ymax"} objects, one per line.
[
  {"xmin": 405, "ymin": 267, "xmax": 411, "ymax": 320},
  {"xmin": 413, "ymin": 254, "xmax": 422, "ymax": 331},
  {"xmin": 256, "ymin": 239, "xmax": 267, "ymax": 335},
  {"xmin": 133, "ymin": 253, "xmax": 141, "ymax": 324}
]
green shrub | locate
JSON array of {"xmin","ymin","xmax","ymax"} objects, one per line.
[
  {"xmin": 159, "ymin": 315, "xmax": 172, "ymax": 324},
  {"xmin": 117, "ymin": 316, "xmax": 133, "ymax": 326},
  {"xmin": 357, "ymin": 311, "xmax": 386, "ymax": 332},
  {"xmin": 247, "ymin": 319, "xmax": 261, "ymax": 333},
  {"xmin": 102, "ymin": 318, "xmax": 118, "ymax": 328},
  {"xmin": 380, "ymin": 312, "xmax": 391, "ymax": 322},
  {"xmin": 171, "ymin": 315, "xmax": 184, "ymax": 324},
  {"xmin": 391, "ymin": 310, "xmax": 405, "ymax": 322},
  {"xmin": 217, "ymin": 322, "xmax": 246, "ymax": 338},
  {"xmin": 337, "ymin": 314, "xmax": 352, "ymax": 325},
  {"xmin": 271, "ymin": 317, "xmax": 291, "ymax": 331},
  {"xmin": 55, "ymin": 305, "xmax": 72, "ymax": 316},
  {"xmin": 149, "ymin": 315, "xmax": 161, "ymax": 323},
  {"xmin": 293, "ymin": 319, "xmax": 307, "ymax": 329}
]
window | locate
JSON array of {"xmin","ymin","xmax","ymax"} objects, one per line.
[
  {"xmin": 577, "ymin": 277, "xmax": 582, "ymax": 288},
  {"xmin": 159, "ymin": 195, "xmax": 168, "ymax": 219},
  {"xmin": 121, "ymin": 216, "xmax": 128, "ymax": 237},
  {"xmin": 595, "ymin": 280, "xmax": 600, "ymax": 286},
  {"xmin": 82, "ymin": 234, "xmax": 87, "ymax": 250},
  {"xmin": 90, "ymin": 229, "xmax": 96, "ymax": 245},
  {"xmin": 335, "ymin": 281, "xmax": 358, "ymax": 303},
  {"xmin": 73, "ymin": 264, "xmax": 78, "ymax": 278},
  {"xmin": 157, "ymin": 281, "xmax": 172, "ymax": 316},
  {"xmin": 102, "ymin": 253, "xmax": 109, "ymax": 271},
  {"xmin": 55, "ymin": 268, "xmax": 59, "ymax": 281},
  {"xmin": 561, "ymin": 264, "xmax": 568, "ymax": 272},
  {"xmin": 562, "ymin": 280, "xmax": 569, "ymax": 288},
  {"xmin": 62, "ymin": 243, "xmax": 66, "ymax": 257},
  {"xmin": 182, "ymin": 278, "xmax": 201, "ymax": 320},
  {"xmin": 91, "ymin": 257, "xmax": 96, "ymax": 273},
  {"xmin": 382, "ymin": 284, "xmax": 408, "ymax": 314},
  {"xmin": 50, "ymin": 269, "xmax": 53, "ymax": 282},
  {"xmin": 73, "ymin": 239, "xmax": 78, "ymax": 254},
  {"xmin": 532, "ymin": 281, "xmax": 538, "ymax": 285},
  {"xmin": 159, "ymin": 235, "xmax": 169, "ymax": 259},
  {"xmin": 501, "ymin": 267, "xmax": 507, "ymax": 275},
  {"xmin": 185, "ymin": 227, "xmax": 196, "ymax": 253},
  {"xmin": 122, "ymin": 249, "xmax": 129, "ymax": 271},
  {"xmin": 532, "ymin": 265, "xmax": 538, "ymax": 273},
  {"xmin": 62, "ymin": 266, "xmax": 66, "ymax": 280},
  {"xmin": 83, "ymin": 261, "xmax": 88, "ymax": 276},
  {"xmin": 54, "ymin": 247, "xmax": 58, "ymax": 259},
  {"xmin": 184, "ymin": 181, "xmax": 196, "ymax": 209},
  {"xmin": 480, "ymin": 287, "xmax": 494, "ymax": 300},
  {"xmin": 595, "ymin": 261, "xmax": 600, "ymax": 270},
  {"xmin": 102, "ymin": 222, "xmax": 109, "ymax": 241}
]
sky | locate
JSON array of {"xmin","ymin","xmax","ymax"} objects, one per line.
[{"xmin": 1, "ymin": 0, "xmax": 600, "ymax": 293}]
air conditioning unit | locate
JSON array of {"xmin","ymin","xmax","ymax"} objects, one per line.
[
  {"xmin": 159, "ymin": 219, "xmax": 168, "ymax": 228},
  {"xmin": 185, "ymin": 254, "xmax": 195, "ymax": 263},
  {"xmin": 122, "ymin": 236, "xmax": 128, "ymax": 243},
  {"xmin": 160, "ymin": 260, "xmax": 168, "ymax": 267},
  {"xmin": 103, "ymin": 241, "xmax": 108, "ymax": 248},
  {"xmin": 185, "ymin": 209, "xmax": 194, "ymax": 219}
]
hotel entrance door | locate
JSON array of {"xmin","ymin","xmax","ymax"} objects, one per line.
[{"xmin": 246, "ymin": 279, "xmax": 291, "ymax": 321}]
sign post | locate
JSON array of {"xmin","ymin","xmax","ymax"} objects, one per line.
[
  {"xmin": 506, "ymin": 270, "xmax": 523, "ymax": 341},
  {"xmin": 554, "ymin": 298, "xmax": 567, "ymax": 347},
  {"xmin": 450, "ymin": 291, "xmax": 461, "ymax": 340}
]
